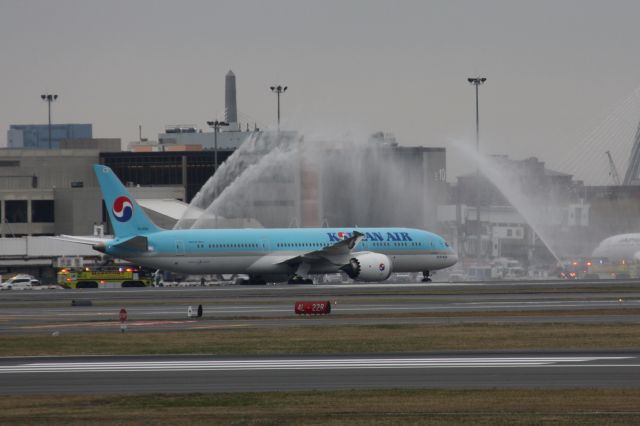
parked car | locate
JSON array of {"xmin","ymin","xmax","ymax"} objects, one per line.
[{"xmin": 1, "ymin": 274, "xmax": 38, "ymax": 290}]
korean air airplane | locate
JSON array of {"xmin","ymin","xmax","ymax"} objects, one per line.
[{"xmin": 67, "ymin": 164, "xmax": 457, "ymax": 284}]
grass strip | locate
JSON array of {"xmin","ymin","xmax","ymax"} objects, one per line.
[
  {"xmin": 1, "ymin": 389, "xmax": 640, "ymax": 425},
  {"xmin": 1, "ymin": 322, "xmax": 639, "ymax": 357}
]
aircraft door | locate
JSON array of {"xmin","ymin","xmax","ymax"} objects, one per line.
[
  {"xmin": 176, "ymin": 240, "xmax": 185, "ymax": 256},
  {"xmin": 260, "ymin": 237, "xmax": 270, "ymax": 252}
]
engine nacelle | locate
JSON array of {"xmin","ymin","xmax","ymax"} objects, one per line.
[{"xmin": 342, "ymin": 252, "xmax": 392, "ymax": 281}]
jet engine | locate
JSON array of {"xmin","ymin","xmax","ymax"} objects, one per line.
[{"xmin": 342, "ymin": 252, "xmax": 392, "ymax": 281}]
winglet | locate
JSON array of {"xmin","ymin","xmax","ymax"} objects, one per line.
[
  {"xmin": 323, "ymin": 231, "xmax": 365, "ymax": 254},
  {"xmin": 276, "ymin": 231, "xmax": 364, "ymax": 266}
]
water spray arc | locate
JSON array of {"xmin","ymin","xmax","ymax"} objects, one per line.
[
  {"xmin": 175, "ymin": 131, "xmax": 444, "ymax": 235},
  {"xmin": 451, "ymin": 140, "xmax": 561, "ymax": 263}
]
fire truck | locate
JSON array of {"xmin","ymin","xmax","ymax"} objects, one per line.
[
  {"xmin": 57, "ymin": 266, "xmax": 152, "ymax": 288},
  {"xmin": 586, "ymin": 259, "xmax": 637, "ymax": 279},
  {"xmin": 557, "ymin": 258, "xmax": 638, "ymax": 280}
]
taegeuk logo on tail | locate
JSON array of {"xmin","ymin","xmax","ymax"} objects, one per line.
[{"xmin": 112, "ymin": 196, "xmax": 133, "ymax": 222}]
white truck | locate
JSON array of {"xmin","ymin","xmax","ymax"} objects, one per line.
[{"xmin": 0, "ymin": 274, "xmax": 39, "ymax": 290}]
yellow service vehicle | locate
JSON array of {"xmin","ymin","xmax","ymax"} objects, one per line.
[
  {"xmin": 57, "ymin": 266, "xmax": 152, "ymax": 288},
  {"xmin": 587, "ymin": 260, "xmax": 638, "ymax": 279}
]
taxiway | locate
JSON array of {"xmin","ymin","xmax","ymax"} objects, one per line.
[{"xmin": 1, "ymin": 280, "xmax": 639, "ymax": 334}]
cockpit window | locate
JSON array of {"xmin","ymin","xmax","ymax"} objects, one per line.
[{"xmin": 445, "ymin": 242, "xmax": 449, "ymax": 247}]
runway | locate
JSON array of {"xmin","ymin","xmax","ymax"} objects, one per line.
[{"xmin": 1, "ymin": 351, "xmax": 638, "ymax": 394}]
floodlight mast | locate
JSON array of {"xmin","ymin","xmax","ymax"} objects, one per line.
[
  {"xmin": 270, "ymin": 85, "xmax": 287, "ymax": 131},
  {"xmin": 206, "ymin": 120, "xmax": 229, "ymax": 183},
  {"xmin": 467, "ymin": 77, "xmax": 486, "ymax": 154},
  {"xmin": 41, "ymin": 94, "xmax": 58, "ymax": 149},
  {"xmin": 467, "ymin": 77, "xmax": 486, "ymax": 260}
]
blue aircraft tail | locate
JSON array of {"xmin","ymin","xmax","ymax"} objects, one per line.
[{"xmin": 93, "ymin": 164, "xmax": 162, "ymax": 238}]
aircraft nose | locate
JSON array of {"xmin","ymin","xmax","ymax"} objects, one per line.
[{"xmin": 447, "ymin": 251, "xmax": 459, "ymax": 267}]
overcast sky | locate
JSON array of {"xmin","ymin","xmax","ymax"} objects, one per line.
[{"xmin": 3, "ymin": 0, "xmax": 640, "ymax": 183}]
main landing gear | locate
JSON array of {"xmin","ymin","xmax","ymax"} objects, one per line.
[
  {"xmin": 288, "ymin": 275, "xmax": 314, "ymax": 285},
  {"xmin": 421, "ymin": 271, "xmax": 432, "ymax": 283}
]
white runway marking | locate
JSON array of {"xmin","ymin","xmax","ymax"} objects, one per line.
[{"xmin": 0, "ymin": 356, "xmax": 633, "ymax": 373}]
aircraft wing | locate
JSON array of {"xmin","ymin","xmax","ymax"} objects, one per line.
[
  {"xmin": 277, "ymin": 231, "xmax": 365, "ymax": 267},
  {"xmin": 51, "ymin": 235, "xmax": 111, "ymax": 246}
]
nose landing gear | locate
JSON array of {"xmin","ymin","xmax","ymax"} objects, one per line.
[{"xmin": 421, "ymin": 271, "xmax": 431, "ymax": 282}]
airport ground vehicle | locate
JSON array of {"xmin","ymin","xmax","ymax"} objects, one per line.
[
  {"xmin": 0, "ymin": 274, "xmax": 38, "ymax": 290},
  {"xmin": 586, "ymin": 260, "xmax": 637, "ymax": 279},
  {"xmin": 490, "ymin": 258, "xmax": 526, "ymax": 280},
  {"xmin": 57, "ymin": 266, "xmax": 152, "ymax": 288},
  {"xmin": 556, "ymin": 259, "xmax": 589, "ymax": 279},
  {"xmin": 554, "ymin": 257, "xmax": 638, "ymax": 279}
]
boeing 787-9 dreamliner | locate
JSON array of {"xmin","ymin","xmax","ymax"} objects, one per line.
[{"xmin": 62, "ymin": 164, "xmax": 458, "ymax": 284}]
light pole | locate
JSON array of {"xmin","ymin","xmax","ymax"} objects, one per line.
[
  {"xmin": 467, "ymin": 78, "xmax": 486, "ymax": 154},
  {"xmin": 467, "ymin": 77, "xmax": 486, "ymax": 260},
  {"xmin": 270, "ymin": 85, "xmax": 287, "ymax": 130},
  {"xmin": 41, "ymin": 94, "xmax": 58, "ymax": 149},
  {"xmin": 206, "ymin": 120, "xmax": 228, "ymax": 227},
  {"xmin": 206, "ymin": 120, "xmax": 229, "ymax": 178}
]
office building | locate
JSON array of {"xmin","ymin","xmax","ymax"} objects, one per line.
[{"xmin": 7, "ymin": 124, "xmax": 92, "ymax": 149}]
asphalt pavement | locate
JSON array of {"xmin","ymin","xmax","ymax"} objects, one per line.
[
  {"xmin": 1, "ymin": 280, "xmax": 639, "ymax": 334},
  {"xmin": 1, "ymin": 351, "xmax": 638, "ymax": 394}
]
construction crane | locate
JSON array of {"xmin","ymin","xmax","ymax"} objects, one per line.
[{"xmin": 605, "ymin": 150, "xmax": 621, "ymax": 185}]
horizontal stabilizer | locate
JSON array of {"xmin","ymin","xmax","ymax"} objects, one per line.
[
  {"xmin": 112, "ymin": 235, "xmax": 149, "ymax": 252},
  {"xmin": 52, "ymin": 235, "xmax": 111, "ymax": 246}
]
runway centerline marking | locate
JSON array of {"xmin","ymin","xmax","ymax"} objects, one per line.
[{"xmin": 0, "ymin": 356, "xmax": 634, "ymax": 374}]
